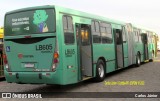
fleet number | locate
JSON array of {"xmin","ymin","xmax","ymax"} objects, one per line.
[{"xmin": 36, "ymin": 44, "xmax": 52, "ymax": 51}]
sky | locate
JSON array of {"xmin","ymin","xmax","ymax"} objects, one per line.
[{"xmin": 1, "ymin": 0, "xmax": 160, "ymax": 34}]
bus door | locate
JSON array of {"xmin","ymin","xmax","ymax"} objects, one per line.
[
  {"xmin": 142, "ymin": 34, "xmax": 149, "ymax": 60},
  {"xmin": 114, "ymin": 29, "xmax": 124, "ymax": 69},
  {"xmin": 76, "ymin": 24, "xmax": 93, "ymax": 80}
]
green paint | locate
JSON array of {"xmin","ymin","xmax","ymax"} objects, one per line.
[{"xmin": 4, "ymin": 5, "xmax": 157, "ymax": 85}]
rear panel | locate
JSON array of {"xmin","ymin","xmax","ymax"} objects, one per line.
[{"xmin": 4, "ymin": 6, "xmax": 63, "ymax": 84}]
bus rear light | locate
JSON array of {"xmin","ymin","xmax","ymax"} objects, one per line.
[
  {"xmin": 53, "ymin": 51, "xmax": 59, "ymax": 63},
  {"xmin": 54, "ymin": 52, "xmax": 59, "ymax": 59},
  {"xmin": 54, "ymin": 58, "xmax": 58, "ymax": 63},
  {"xmin": 3, "ymin": 54, "xmax": 8, "ymax": 65},
  {"xmin": 52, "ymin": 58, "xmax": 58, "ymax": 71},
  {"xmin": 51, "ymin": 39, "xmax": 59, "ymax": 71},
  {"xmin": 3, "ymin": 54, "xmax": 10, "ymax": 71},
  {"xmin": 6, "ymin": 64, "xmax": 9, "ymax": 69},
  {"xmin": 52, "ymin": 64, "xmax": 56, "ymax": 71}
]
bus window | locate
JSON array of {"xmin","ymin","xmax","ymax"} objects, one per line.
[
  {"xmin": 91, "ymin": 21, "xmax": 101, "ymax": 43},
  {"xmin": 100, "ymin": 22, "xmax": 112, "ymax": 43},
  {"xmin": 122, "ymin": 26, "xmax": 126, "ymax": 43},
  {"xmin": 63, "ymin": 16, "xmax": 68, "ymax": 30},
  {"xmin": 63, "ymin": 16, "xmax": 75, "ymax": 44},
  {"xmin": 115, "ymin": 29, "xmax": 122, "ymax": 45},
  {"xmin": 81, "ymin": 28, "xmax": 90, "ymax": 45},
  {"xmin": 133, "ymin": 28, "xmax": 138, "ymax": 42},
  {"xmin": 138, "ymin": 29, "xmax": 142, "ymax": 43},
  {"xmin": 5, "ymin": 9, "xmax": 55, "ymax": 35},
  {"xmin": 147, "ymin": 32, "xmax": 150, "ymax": 43}
]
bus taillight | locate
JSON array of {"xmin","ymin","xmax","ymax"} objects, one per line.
[
  {"xmin": 54, "ymin": 52, "xmax": 59, "ymax": 63},
  {"xmin": 52, "ymin": 38, "xmax": 59, "ymax": 71},
  {"xmin": 3, "ymin": 54, "xmax": 10, "ymax": 71},
  {"xmin": 52, "ymin": 51, "xmax": 59, "ymax": 71},
  {"xmin": 54, "ymin": 59, "xmax": 58, "ymax": 63},
  {"xmin": 3, "ymin": 54, "xmax": 8, "ymax": 64},
  {"xmin": 54, "ymin": 52, "xmax": 59, "ymax": 59}
]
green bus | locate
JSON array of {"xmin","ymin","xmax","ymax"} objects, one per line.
[
  {"xmin": 3, "ymin": 5, "xmax": 157, "ymax": 85},
  {"xmin": 126, "ymin": 24, "xmax": 157, "ymax": 64}
]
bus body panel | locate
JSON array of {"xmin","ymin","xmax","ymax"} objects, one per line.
[
  {"xmin": 4, "ymin": 37, "xmax": 56, "ymax": 72},
  {"xmin": 123, "ymin": 41, "xmax": 128, "ymax": 67},
  {"xmin": 4, "ymin": 70, "xmax": 63, "ymax": 84},
  {"xmin": 3, "ymin": 5, "xmax": 157, "ymax": 85},
  {"xmin": 122, "ymin": 26, "xmax": 129, "ymax": 68},
  {"xmin": 92, "ymin": 44, "xmax": 116, "ymax": 73}
]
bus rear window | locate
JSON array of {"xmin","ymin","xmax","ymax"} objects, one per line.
[{"xmin": 5, "ymin": 9, "xmax": 55, "ymax": 36}]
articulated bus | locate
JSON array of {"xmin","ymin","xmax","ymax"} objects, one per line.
[
  {"xmin": 127, "ymin": 24, "xmax": 157, "ymax": 63},
  {"xmin": 3, "ymin": 5, "xmax": 157, "ymax": 85}
]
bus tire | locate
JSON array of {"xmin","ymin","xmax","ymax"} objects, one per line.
[
  {"xmin": 95, "ymin": 60, "xmax": 105, "ymax": 82},
  {"xmin": 136, "ymin": 53, "xmax": 141, "ymax": 67}
]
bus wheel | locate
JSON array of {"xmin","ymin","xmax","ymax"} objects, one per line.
[
  {"xmin": 136, "ymin": 54, "xmax": 141, "ymax": 67},
  {"xmin": 95, "ymin": 60, "xmax": 105, "ymax": 82}
]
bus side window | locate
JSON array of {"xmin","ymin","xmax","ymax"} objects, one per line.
[
  {"xmin": 116, "ymin": 30, "xmax": 122, "ymax": 45},
  {"xmin": 122, "ymin": 26, "xmax": 126, "ymax": 43},
  {"xmin": 91, "ymin": 20, "xmax": 101, "ymax": 43},
  {"xmin": 100, "ymin": 22, "xmax": 112, "ymax": 43},
  {"xmin": 63, "ymin": 15, "xmax": 75, "ymax": 44},
  {"xmin": 133, "ymin": 28, "xmax": 138, "ymax": 42},
  {"xmin": 139, "ymin": 29, "xmax": 142, "ymax": 43},
  {"xmin": 81, "ymin": 27, "xmax": 90, "ymax": 45}
]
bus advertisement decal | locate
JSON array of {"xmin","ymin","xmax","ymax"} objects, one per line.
[{"xmin": 33, "ymin": 10, "xmax": 49, "ymax": 33}]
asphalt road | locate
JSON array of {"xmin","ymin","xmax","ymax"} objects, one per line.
[{"xmin": 0, "ymin": 52, "xmax": 160, "ymax": 101}]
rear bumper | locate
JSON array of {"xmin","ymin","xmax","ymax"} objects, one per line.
[{"xmin": 4, "ymin": 70, "xmax": 62, "ymax": 85}]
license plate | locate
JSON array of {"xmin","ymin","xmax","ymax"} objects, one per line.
[{"xmin": 24, "ymin": 63, "xmax": 34, "ymax": 68}]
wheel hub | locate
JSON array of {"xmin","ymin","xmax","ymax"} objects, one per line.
[{"xmin": 98, "ymin": 64, "xmax": 104, "ymax": 78}]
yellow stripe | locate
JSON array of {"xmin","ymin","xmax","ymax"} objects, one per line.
[
  {"xmin": 153, "ymin": 60, "xmax": 160, "ymax": 62},
  {"xmin": 144, "ymin": 60, "xmax": 149, "ymax": 62}
]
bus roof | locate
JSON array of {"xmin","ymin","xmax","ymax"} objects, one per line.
[
  {"xmin": 5, "ymin": 5, "xmax": 125, "ymax": 26},
  {"xmin": 5, "ymin": 5, "xmax": 55, "ymax": 15},
  {"xmin": 131, "ymin": 23, "xmax": 156, "ymax": 33},
  {"xmin": 55, "ymin": 5, "xmax": 125, "ymax": 25},
  {"xmin": 5, "ymin": 5, "xmax": 156, "ymax": 34}
]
